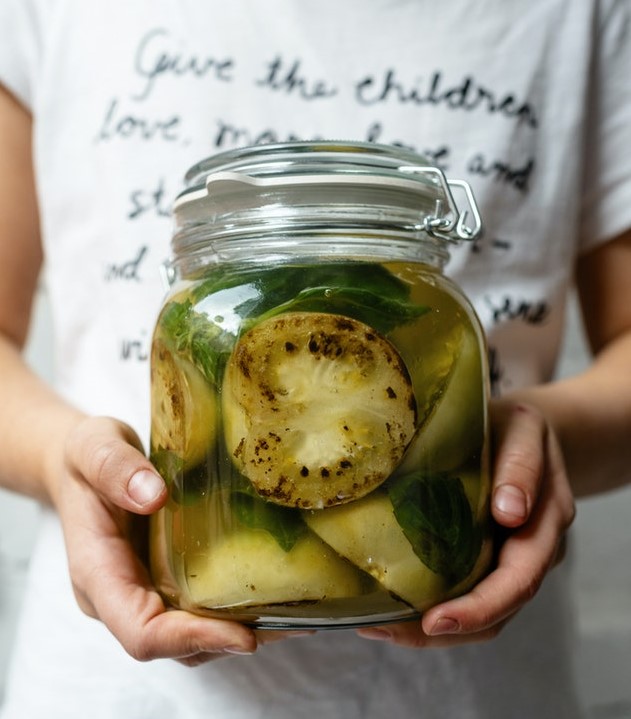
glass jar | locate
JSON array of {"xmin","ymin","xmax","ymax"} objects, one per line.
[{"xmin": 149, "ymin": 141, "xmax": 492, "ymax": 629}]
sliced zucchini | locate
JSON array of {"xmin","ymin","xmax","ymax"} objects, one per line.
[
  {"xmin": 304, "ymin": 491, "xmax": 446, "ymax": 611},
  {"xmin": 184, "ymin": 528, "xmax": 363, "ymax": 608},
  {"xmin": 150, "ymin": 337, "xmax": 217, "ymax": 471},
  {"xmin": 222, "ymin": 311, "xmax": 417, "ymax": 509},
  {"xmin": 398, "ymin": 324, "xmax": 486, "ymax": 475}
]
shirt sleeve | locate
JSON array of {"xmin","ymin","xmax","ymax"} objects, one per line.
[
  {"xmin": 579, "ymin": 0, "xmax": 631, "ymax": 252},
  {"xmin": 0, "ymin": 0, "xmax": 42, "ymax": 110}
]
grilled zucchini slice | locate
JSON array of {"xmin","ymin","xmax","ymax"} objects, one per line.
[
  {"xmin": 222, "ymin": 311, "xmax": 416, "ymax": 509},
  {"xmin": 150, "ymin": 337, "xmax": 217, "ymax": 471}
]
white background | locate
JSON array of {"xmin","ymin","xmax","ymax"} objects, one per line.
[{"xmin": 1, "ymin": 287, "xmax": 630, "ymax": 717}]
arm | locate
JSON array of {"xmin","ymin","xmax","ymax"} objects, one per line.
[
  {"xmin": 0, "ymin": 85, "xmax": 259, "ymax": 661},
  {"xmin": 0, "ymin": 83, "xmax": 83, "ymax": 505},
  {"xmin": 510, "ymin": 230, "xmax": 631, "ymax": 497}
]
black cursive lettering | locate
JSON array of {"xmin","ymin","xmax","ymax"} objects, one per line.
[
  {"xmin": 128, "ymin": 178, "xmax": 172, "ymax": 220},
  {"xmin": 120, "ymin": 335, "xmax": 149, "ymax": 362},
  {"xmin": 104, "ymin": 245, "xmax": 149, "ymax": 282},
  {"xmin": 355, "ymin": 69, "xmax": 538, "ymax": 128},
  {"xmin": 96, "ymin": 98, "xmax": 181, "ymax": 143},
  {"xmin": 133, "ymin": 28, "xmax": 235, "ymax": 101},
  {"xmin": 468, "ymin": 154, "xmax": 534, "ymax": 192},
  {"xmin": 363, "ymin": 121, "xmax": 416, "ymax": 152},
  {"xmin": 485, "ymin": 295, "xmax": 550, "ymax": 326},
  {"xmin": 256, "ymin": 55, "xmax": 338, "ymax": 100},
  {"xmin": 213, "ymin": 117, "xmax": 316, "ymax": 149}
]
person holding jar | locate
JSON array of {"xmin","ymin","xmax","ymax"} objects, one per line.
[{"xmin": 0, "ymin": 1, "xmax": 629, "ymax": 718}]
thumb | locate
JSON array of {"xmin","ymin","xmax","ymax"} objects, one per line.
[
  {"xmin": 64, "ymin": 416, "xmax": 167, "ymax": 514},
  {"xmin": 490, "ymin": 401, "xmax": 546, "ymax": 528}
]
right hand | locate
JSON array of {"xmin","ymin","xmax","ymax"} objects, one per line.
[
  {"xmin": 56, "ymin": 415, "xmax": 297, "ymax": 665},
  {"xmin": 357, "ymin": 399, "xmax": 575, "ymax": 649}
]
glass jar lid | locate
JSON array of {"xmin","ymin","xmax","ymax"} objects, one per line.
[{"xmin": 172, "ymin": 141, "xmax": 482, "ymax": 265}]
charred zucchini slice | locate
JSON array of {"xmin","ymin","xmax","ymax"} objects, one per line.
[
  {"xmin": 222, "ymin": 312, "xmax": 416, "ymax": 509},
  {"xmin": 150, "ymin": 337, "xmax": 217, "ymax": 471}
]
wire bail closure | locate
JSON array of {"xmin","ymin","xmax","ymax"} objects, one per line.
[{"xmin": 400, "ymin": 166, "xmax": 483, "ymax": 242}]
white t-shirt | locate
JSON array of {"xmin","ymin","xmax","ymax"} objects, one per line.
[{"xmin": 0, "ymin": 1, "xmax": 630, "ymax": 717}]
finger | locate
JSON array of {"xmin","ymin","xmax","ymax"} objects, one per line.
[
  {"xmin": 75, "ymin": 519, "xmax": 257, "ymax": 661},
  {"xmin": 65, "ymin": 416, "xmax": 167, "ymax": 514},
  {"xmin": 60, "ymin": 470, "xmax": 257, "ymax": 662},
  {"xmin": 357, "ymin": 613, "xmax": 514, "ymax": 649},
  {"xmin": 119, "ymin": 607, "xmax": 258, "ymax": 662},
  {"xmin": 173, "ymin": 629, "xmax": 316, "ymax": 666},
  {"xmin": 71, "ymin": 551, "xmax": 258, "ymax": 662},
  {"xmin": 421, "ymin": 473, "xmax": 572, "ymax": 638},
  {"xmin": 255, "ymin": 629, "xmax": 316, "ymax": 645},
  {"xmin": 175, "ymin": 650, "xmax": 247, "ymax": 667},
  {"xmin": 491, "ymin": 402, "xmax": 547, "ymax": 528},
  {"xmin": 361, "ymin": 404, "xmax": 576, "ymax": 648},
  {"xmin": 422, "ymin": 417, "xmax": 574, "ymax": 639}
]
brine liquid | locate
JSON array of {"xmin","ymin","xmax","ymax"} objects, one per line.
[{"xmin": 149, "ymin": 260, "xmax": 491, "ymax": 628}]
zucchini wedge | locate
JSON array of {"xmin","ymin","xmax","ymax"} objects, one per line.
[
  {"xmin": 304, "ymin": 491, "xmax": 446, "ymax": 611},
  {"xmin": 398, "ymin": 324, "xmax": 485, "ymax": 474},
  {"xmin": 222, "ymin": 311, "xmax": 417, "ymax": 509},
  {"xmin": 184, "ymin": 528, "xmax": 364, "ymax": 608}
]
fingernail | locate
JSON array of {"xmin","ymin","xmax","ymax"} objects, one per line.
[
  {"xmin": 224, "ymin": 646, "xmax": 255, "ymax": 656},
  {"xmin": 128, "ymin": 470, "xmax": 165, "ymax": 506},
  {"xmin": 429, "ymin": 617, "xmax": 460, "ymax": 636},
  {"xmin": 494, "ymin": 485, "xmax": 527, "ymax": 520},
  {"xmin": 358, "ymin": 628, "xmax": 392, "ymax": 642}
]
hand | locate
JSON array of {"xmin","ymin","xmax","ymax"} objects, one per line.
[
  {"xmin": 356, "ymin": 399, "xmax": 576, "ymax": 648},
  {"xmin": 57, "ymin": 416, "xmax": 298, "ymax": 666}
]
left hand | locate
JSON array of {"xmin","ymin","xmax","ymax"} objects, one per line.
[
  {"xmin": 356, "ymin": 398, "xmax": 576, "ymax": 648},
  {"xmin": 58, "ymin": 416, "xmax": 308, "ymax": 666}
]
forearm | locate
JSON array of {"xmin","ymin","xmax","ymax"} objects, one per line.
[
  {"xmin": 506, "ymin": 329, "xmax": 631, "ymax": 498},
  {"xmin": 0, "ymin": 334, "xmax": 85, "ymax": 506}
]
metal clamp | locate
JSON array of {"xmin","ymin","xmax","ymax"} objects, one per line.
[{"xmin": 400, "ymin": 166, "xmax": 483, "ymax": 242}]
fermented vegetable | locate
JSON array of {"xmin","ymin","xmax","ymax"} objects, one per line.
[
  {"xmin": 398, "ymin": 322, "xmax": 486, "ymax": 475},
  {"xmin": 304, "ymin": 491, "xmax": 446, "ymax": 611},
  {"xmin": 150, "ymin": 337, "xmax": 217, "ymax": 471},
  {"xmin": 184, "ymin": 528, "xmax": 364, "ymax": 608},
  {"xmin": 222, "ymin": 311, "xmax": 417, "ymax": 509}
]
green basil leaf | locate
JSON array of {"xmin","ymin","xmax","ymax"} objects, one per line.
[
  {"xmin": 241, "ymin": 285, "xmax": 429, "ymax": 335},
  {"xmin": 158, "ymin": 261, "xmax": 428, "ymax": 387},
  {"xmin": 150, "ymin": 447, "xmax": 213, "ymax": 505},
  {"xmin": 158, "ymin": 298, "xmax": 233, "ymax": 386},
  {"xmin": 388, "ymin": 472, "xmax": 481, "ymax": 582},
  {"xmin": 150, "ymin": 447, "xmax": 184, "ymax": 486},
  {"xmin": 230, "ymin": 490, "xmax": 307, "ymax": 552},
  {"xmin": 189, "ymin": 262, "xmax": 426, "ymax": 330}
]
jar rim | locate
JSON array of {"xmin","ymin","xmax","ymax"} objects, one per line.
[{"xmin": 181, "ymin": 141, "xmax": 437, "ymax": 191}]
